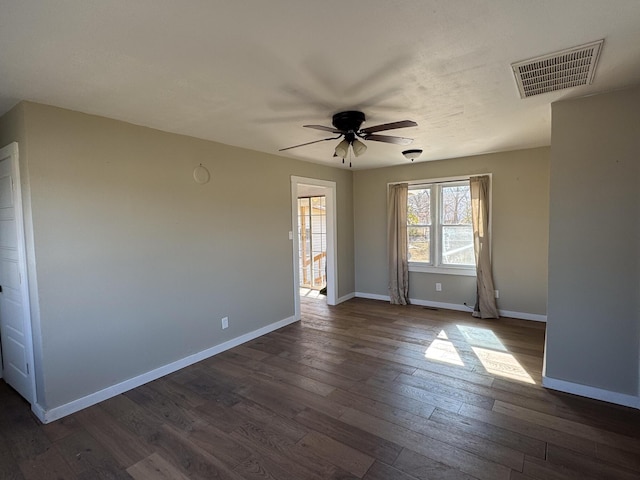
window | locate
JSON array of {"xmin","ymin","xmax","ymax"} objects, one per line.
[{"xmin": 407, "ymin": 179, "xmax": 475, "ymax": 274}]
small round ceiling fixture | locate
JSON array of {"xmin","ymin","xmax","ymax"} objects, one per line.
[{"xmin": 402, "ymin": 149, "xmax": 423, "ymax": 161}]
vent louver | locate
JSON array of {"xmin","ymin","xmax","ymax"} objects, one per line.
[{"xmin": 511, "ymin": 40, "xmax": 604, "ymax": 98}]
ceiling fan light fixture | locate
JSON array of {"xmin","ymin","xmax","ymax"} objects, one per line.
[
  {"xmin": 335, "ymin": 139, "xmax": 349, "ymax": 158},
  {"xmin": 402, "ymin": 149, "xmax": 423, "ymax": 161},
  {"xmin": 352, "ymin": 139, "xmax": 367, "ymax": 157}
]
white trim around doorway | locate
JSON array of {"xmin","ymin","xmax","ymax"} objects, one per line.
[{"xmin": 291, "ymin": 176, "xmax": 338, "ymax": 320}]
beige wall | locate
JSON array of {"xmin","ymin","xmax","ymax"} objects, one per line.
[
  {"xmin": 353, "ymin": 147, "xmax": 550, "ymax": 317},
  {"xmin": 3, "ymin": 102, "xmax": 354, "ymax": 410},
  {"xmin": 546, "ymin": 85, "xmax": 640, "ymax": 398}
]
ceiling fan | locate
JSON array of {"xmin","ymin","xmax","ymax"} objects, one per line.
[{"xmin": 279, "ymin": 111, "xmax": 417, "ymax": 166}]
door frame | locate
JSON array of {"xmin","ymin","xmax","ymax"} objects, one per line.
[
  {"xmin": 0, "ymin": 142, "xmax": 37, "ymax": 405},
  {"xmin": 291, "ymin": 176, "xmax": 337, "ymax": 320}
]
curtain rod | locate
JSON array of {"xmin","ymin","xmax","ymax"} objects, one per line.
[{"xmin": 387, "ymin": 173, "xmax": 491, "ymax": 187}]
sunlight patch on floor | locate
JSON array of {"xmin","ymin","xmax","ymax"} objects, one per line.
[
  {"xmin": 425, "ymin": 331, "xmax": 465, "ymax": 366},
  {"xmin": 457, "ymin": 325, "xmax": 506, "ymax": 351},
  {"xmin": 300, "ymin": 288, "xmax": 325, "ymax": 298},
  {"xmin": 423, "ymin": 325, "xmax": 536, "ymax": 384},
  {"xmin": 471, "ymin": 346, "xmax": 535, "ymax": 384}
]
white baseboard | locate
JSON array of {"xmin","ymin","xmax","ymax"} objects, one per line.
[
  {"xmin": 354, "ymin": 292, "xmax": 546, "ymax": 322},
  {"xmin": 336, "ymin": 292, "xmax": 355, "ymax": 304},
  {"xmin": 355, "ymin": 292, "xmax": 389, "ymax": 302},
  {"xmin": 32, "ymin": 315, "xmax": 299, "ymax": 424},
  {"xmin": 498, "ymin": 309, "xmax": 547, "ymax": 323},
  {"xmin": 543, "ymin": 376, "xmax": 640, "ymax": 410}
]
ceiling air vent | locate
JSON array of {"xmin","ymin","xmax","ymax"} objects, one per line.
[{"xmin": 511, "ymin": 40, "xmax": 604, "ymax": 98}]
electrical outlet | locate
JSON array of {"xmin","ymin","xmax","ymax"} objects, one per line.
[
  {"xmin": 435, "ymin": 283, "xmax": 442, "ymax": 292},
  {"xmin": 494, "ymin": 290, "xmax": 499, "ymax": 299},
  {"xmin": 221, "ymin": 316, "xmax": 229, "ymax": 329}
]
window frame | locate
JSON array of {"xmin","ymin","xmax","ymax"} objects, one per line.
[{"xmin": 399, "ymin": 174, "xmax": 492, "ymax": 277}]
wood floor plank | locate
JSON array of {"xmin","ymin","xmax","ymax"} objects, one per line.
[
  {"xmin": 233, "ymin": 453, "xmax": 329, "ymax": 480},
  {"xmin": 298, "ymin": 430, "xmax": 375, "ymax": 477},
  {"xmin": 0, "ymin": 399, "xmax": 51, "ymax": 464},
  {"xmin": 545, "ymin": 443, "xmax": 640, "ymax": 480},
  {"xmin": 185, "ymin": 420, "xmax": 252, "ymax": 469},
  {"xmin": 193, "ymin": 399, "xmax": 247, "ymax": 434},
  {"xmin": 231, "ymin": 396, "xmax": 309, "ymax": 442},
  {"xmin": 493, "ymin": 400, "xmax": 640, "ymax": 453},
  {"xmin": 148, "ymin": 424, "xmax": 246, "ymax": 480},
  {"xmin": 339, "ymin": 407, "xmax": 512, "ymax": 480},
  {"xmin": 458, "ymin": 403, "xmax": 597, "ymax": 457},
  {"xmin": 363, "ymin": 460, "xmax": 422, "ymax": 480},
  {"xmin": 54, "ymin": 429, "xmax": 133, "ymax": 479},
  {"xmin": 393, "ymin": 372, "xmax": 496, "ymax": 409},
  {"xmin": 412, "ymin": 363, "xmax": 495, "ymax": 388},
  {"xmin": 595, "ymin": 442, "xmax": 640, "ymax": 473},
  {"xmin": 393, "ymin": 448, "xmax": 480, "ymax": 480},
  {"xmin": 365, "ymin": 377, "xmax": 463, "ymax": 413},
  {"xmin": 521, "ymin": 455, "xmax": 594, "ymax": 480},
  {"xmin": 126, "ymin": 452, "xmax": 191, "ymax": 480},
  {"xmin": 229, "ymin": 418, "xmax": 359, "ymax": 480},
  {"xmin": 339, "ymin": 381, "xmax": 438, "ymax": 418},
  {"xmin": 328, "ymin": 386, "xmax": 437, "ymax": 424},
  {"xmin": 74, "ymin": 404, "xmax": 153, "ymax": 469},
  {"xmin": 235, "ymin": 373, "xmax": 347, "ymax": 420},
  {"xmin": 245, "ymin": 356, "xmax": 338, "ymax": 397},
  {"xmin": 0, "ymin": 424, "xmax": 26, "ymax": 480},
  {"xmin": 18, "ymin": 446, "xmax": 76, "ymax": 480},
  {"xmin": 39, "ymin": 414, "xmax": 82, "ymax": 443},
  {"xmin": 332, "ymin": 387, "xmax": 525, "ymax": 471},
  {"xmin": 294, "ymin": 407, "xmax": 403, "ymax": 465},
  {"xmin": 429, "ymin": 408, "xmax": 546, "ymax": 459},
  {"xmin": 263, "ymin": 353, "xmax": 358, "ymax": 390}
]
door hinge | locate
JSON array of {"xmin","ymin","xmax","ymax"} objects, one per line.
[
  {"xmin": 26, "ymin": 363, "xmax": 29, "ymax": 374},
  {"xmin": 11, "ymin": 177, "xmax": 15, "ymax": 191}
]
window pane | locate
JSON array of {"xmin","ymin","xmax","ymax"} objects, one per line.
[
  {"xmin": 442, "ymin": 225, "xmax": 474, "ymax": 265},
  {"xmin": 441, "ymin": 184, "xmax": 471, "ymax": 225},
  {"xmin": 311, "ymin": 196, "xmax": 325, "ymax": 209},
  {"xmin": 408, "ymin": 188, "xmax": 431, "ymax": 225},
  {"xmin": 408, "ymin": 226, "xmax": 430, "ymax": 263}
]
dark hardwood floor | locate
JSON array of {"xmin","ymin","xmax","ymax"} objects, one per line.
[{"xmin": 2, "ymin": 297, "xmax": 640, "ymax": 479}]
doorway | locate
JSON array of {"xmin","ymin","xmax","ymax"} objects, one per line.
[
  {"xmin": 297, "ymin": 194, "xmax": 327, "ymax": 294},
  {"xmin": 291, "ymin": 177, "xmax": 337, "ymax": 320}
]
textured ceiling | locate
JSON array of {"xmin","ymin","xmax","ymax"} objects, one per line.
[{"xmin": 1, "ymin": 1, "xmax": 639, "ymax": 169}]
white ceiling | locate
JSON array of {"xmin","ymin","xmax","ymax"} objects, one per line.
[{"xmin": 1, "ymin": 1, "xmax": 639, "ymax": 169}]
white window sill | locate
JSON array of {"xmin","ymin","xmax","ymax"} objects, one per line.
[{"xmin": 408, "ymin": 264, "xmax": 477, "ymax": 277}]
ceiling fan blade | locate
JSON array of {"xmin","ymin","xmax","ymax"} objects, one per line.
[
  {"xmin": 279, "ymin": 136, "xmax": 341, "ymax": 152},
  {"xmin": 303, "ymin": 124, "xmax": 342, "ymax": 134},
  {"xmin": 364, "ymin": 134, "xmax": 414, "ymax": 145},
  {"xmin": 359, "ymin": 120, "xmax": 417, "ymax": 134}
]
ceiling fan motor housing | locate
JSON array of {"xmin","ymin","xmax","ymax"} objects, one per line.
[{"xmin": 332, "ymin": 111, "xmax": 366, "ymax": 133}]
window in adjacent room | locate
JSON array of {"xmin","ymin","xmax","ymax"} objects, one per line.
[{"xmin": 407, "ymin": 178, "xmax": 476, "ymax": 275}]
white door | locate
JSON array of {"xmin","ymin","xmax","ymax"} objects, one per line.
[{"xmin": 0, "ymin": 142, "xmax": 35, "ymax": 403}]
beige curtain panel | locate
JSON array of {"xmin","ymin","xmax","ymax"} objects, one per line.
[
  {"xmin": 470, "ymin": 175, "xmax": 500, "ymax": 319},
  {"xmin": 388, "ymin": 183, "xmax": 409, "ymax": 305}
]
